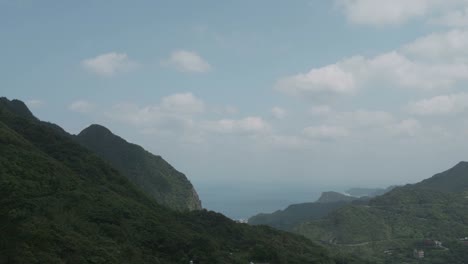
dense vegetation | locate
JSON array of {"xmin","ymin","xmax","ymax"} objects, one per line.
[
  {"xmin": 248, "ymin": 192, "xmax": 359, "ymax": 231},
  {"xmin": 316, "ymin": 192, "xmax": 357, "ymax": 204},
  {"xmin": 249, "ymin": 201, "xmax": 349, "ymax": 231},
  {"xmin": 75, "ymin": 124, "xmax": 201, "ymax": 211},
  {"xmin": 414, "ymin": 161, "xmax": 468, "ymax": 192},
  {"xmin": 248, "ymin": 187, "xmax": 396, "ymax": 232},
  {"xmin": 0, "ymin": 97, "xmax": 343, "ymax": 263},
  {"xmin": 294, "ymin": 163, "xmax": 468, "ymax": 263},
  {"xmin": 345, "ymin": 186, "xmax": 396, "ymax": 198}
]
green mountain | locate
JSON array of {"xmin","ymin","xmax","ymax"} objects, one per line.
[
  {"xmin": 316, "ymin": 192, "xmax": 357, "ymax": 204},
  {"xmin": 248, "ymin": 201, "xmax": 349, "ymax": 231},
  {"xmin": 0, "ymin": 97, "xmax": 341, "ymax": 263},
  {"xmin": 75, "ymin": 124, "xmax": 201, "ymax": 211},
  {"xmin": 414, "ymin": 161, "xmax": 468, "ymax": 192},
  {"xmin": 345, "ymin": 186, "xmax": 396, "ymax": 198},
  {"xmin": 248, "ymin": 192, "xmax": 359, "ymax": 231},
  {"xmin": 293, "ymin": 163, "xmax": 468, "ymax": 263}
]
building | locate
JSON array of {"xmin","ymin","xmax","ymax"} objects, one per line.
[
  {"xmin": 413, "ymin": 249, "xmax": 424, "ymax": 259},
  {"xmin": 459, "ymin": 237, "xmax": 468, "ymax": 246},
  {"xmin": 422, "ymin": 239, "xmax": 443, "ymax": 248}
]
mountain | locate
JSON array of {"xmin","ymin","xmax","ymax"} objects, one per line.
[
  {"xmin": 0, "ymin": 97, "xmax": 342, "ymax": 263},
  {"xmin": 248, "ymin": 187, "xmax": 395, "ymax": 232},
  {"xmin": 316, "ymin": 192, "xmax": 357, "ymax": 204},
  {"xmin": 248, "ymin": 192, "xmax": 359, "ymax": 231},
  {"xmin": 345, "ymin": 186, "xmax": 396, "ymax": 198},
  {"xmin": 248, "ymin": 201, "xmax": 349, "ymax": 231},
  {"xmin": 413, "ymin": 161, "xmax": 468, "ymax": 192},
  {"xmin": 0, "ymin": 98, "xmax": 36, "ymax": 120},
  {"xmin": 75, "ymin": 124, "xmax": 201, "ymax": 211},
  {"xmin": 293, "ymin": 162, "xmax": 468, "ymax": 263}
]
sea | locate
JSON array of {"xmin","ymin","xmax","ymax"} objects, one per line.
[{"xmin": 195, "ymin": 183, "xmax": 343, "ymax": 220}]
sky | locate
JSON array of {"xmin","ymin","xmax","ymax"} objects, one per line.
[{"xmin": 3, "ymin": 0, "xmax": 468, "ymax": 218}]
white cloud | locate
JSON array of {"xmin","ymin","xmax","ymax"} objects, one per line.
[
  {"xmin": 407, "ymin": 92, "xmax": 468, "ymax": 115},
  {"xmin": 105, "ymin": 94, "xmax": 275, "ymax": 143},
  {"xmin": 160, "ymin": 93, "xmax": 205, "ymax": 114},
  {"xmin": 107, "ymin": 92, "xmax": 204, "ymax": 126},
  {"xmin": 308, "ymin": 109, "xmax": 423, "ymax": 139},
  {"xmin": 330, "ymin": 110, "xmax": 395, "ymax": 128},
  {"xmin": 224, "ymin": 106, "xmax": 239, "ymax": 115},
  {"xmin": 335, "ymin": 0, "xmax": 432, "ymax": 26},
  {"xmin": 303, "ymin": 125, "xmax": 349, "ymax": 140},
  {"xmin": 164, "ymin": 50, "xmax": 212, "ymax": 73},
  {"xmin": 271, "ymin": 107, "xmax": 287, "ymax": 119},
  {"xmin": 261, "ymin": 135, "xmax": 313, "ymax": 150},
  {"xmin": 206, "ymin": 117, "xmax": 271, "ymax": 135},
  {"xmin": 335, "ymin": 0, "xmax": 467, "ymax": 26},
  {"xmin": 431, "ymin": 7, "xmax": 468, "ymax": 27},
  {"xmin": 26, "ymin": 99, "xmax": 44, "ymax": 109},
  {"xmin": 81, "ymin": 52, "xmax": 137, "ymax": 76},
  {"xmin": 276, "ymin": 63, "xmax": 356, "ymax": 98},
  {"xmin": 69, "ymin": 100, "xmax": 95, "ymax": 113},
  {"xmin": 278, "ymin": 50, "xmax": 468, "ymax": 98},
  {"xmin": 390, "ymin": 119, "xmax": 422, "ymax": 136},
  {"xmin": 309, "ymin": 105, "xmax": 332, "ymax": 116},
  {"xmin": 211, "ymin": 105, "xmax": 239, "ymax": 115},
  {"xmin": 361, "ymin": 51, "xmax": 468, "ymax": 90},
  {"xmin": 403, "ymin": 29, "xmax": 468, "ymax": 61}
]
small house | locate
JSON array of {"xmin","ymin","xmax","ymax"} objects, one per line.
[{"xmin": 413, "ymin": 249, "xmax": 424, "ymax": 259}]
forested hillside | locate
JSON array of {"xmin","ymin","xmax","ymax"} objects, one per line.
[
  {"xmin": 76, "ymin": 124, "xmax": 201, "ymax": 211},
  {"xmin": 0, "ymin": 97, "xmax": 346, "ymax": 263}
]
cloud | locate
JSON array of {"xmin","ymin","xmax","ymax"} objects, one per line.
[
  {"xmin": 335, "ymin": 0, "xmax": 432, "ymax": 26},
  {"xmin": 211, "ymin": 105, "xmax": 239, "ymax": 115},
  {"xmin": 309, "ymin": 105, "xmax": 332, "ymax": 116},
  {"xmin": 271, "ymin": 107, "xmax": 287, "ymax": 119},
  {"xmin": 389, "ymin": 119, "xmax": 422, "ymax": 136},
  {"xmin": 407, "ymin": 92, "xmax": 468, "ymax": 115},
  {"xmin": 431, "ymin": 7, "xmax": 468, "ymax": 27},
  {"xmin": 107, "ymin": 92, "xmax": 204, "ymax": 127},
  {"xmin": 276, "ymin": 63, "xmax": 356, "ymax": 98},
  {"xmin": 26, "ymin": 99, "xmax": 44, "ymax": 109},
  {"xmin": 335, "ymin": 0, "xmax": 467, "ymax": 26},
  {"xmin": 224, "ymin": 105, "xmax": 239, "ymax": 115},
  {"xmin": 205, "ymin": 117, "xmax": 271, "ymax": 135},
  {"xmin": 160, "ymin": 92, "xmax": 205, "ymax": 114},
  {"xmin": 81, "ymin": 52, "xmax": 137, "ymax": 76},
  {"xmin": 306, "ymin": 109, "xmax": 423, "ymax": 139},
  {"xmin": 302, "ymin": 125, "xmax": 349, "ymax": 140},
  {"xmin": 403, "ymin": 30, "xmax": 468, "ymax": 61},
  {"xmin": 278, "ymin": 50, "xmax": 468, "ymax": 99},
  {"xmin": 164, "ymin": 50, "xmax": 212, "ymax": 73},
  {"xmin": 330, "ymin": 110, "xmax": 395, "ymax": 128},
  {"xmin": 260, "ymin": 135, "xmax": 314, "ymax": 150},
  {"xmin": 69, "ymin": 100, "xmax": 95, "ymax": 113},
  {"xmin": 105, "ymin": 93, "xmax": 275, "ymax": 143}
]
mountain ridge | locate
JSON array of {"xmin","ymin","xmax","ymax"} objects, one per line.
[
  {"xmin": 316, "ymin": 191, "xmax": 357, "ymax": 204},
  {"xmin": 293, "ymin": 161, "xmax": 468, "ymax": 262},
  {"xmin": 75, "ymin": 123, "xmax": 202, "ymax": 211},
  {"xmin": 0, "ymin": 97, "xmax": 342, "ymax": 263}
]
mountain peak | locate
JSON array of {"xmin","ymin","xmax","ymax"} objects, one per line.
[
  {"xmin": 76, "ymin": 123, "xmax": 202, "ymax": 211},
  {"xmin": 0, "ymin": 97, "xmax": 36, "ymax": 120},
  {"xmin": 454, "ymin": 161, "xmax": 468, "ymax": 168},
  {"xmin": 414, "ymin": 161, "xmax": 468, "ymax": 192},
  {"xmin": 79, "ymin": 124, "xmax": 114, "ymax": 137}
]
